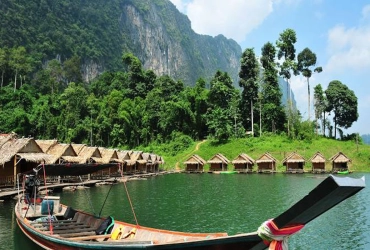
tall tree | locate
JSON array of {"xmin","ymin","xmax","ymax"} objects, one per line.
[
  {"xmin": 325, "ymin": 80, "xmax": 358, "ymax": 138},
  {"xmin": 276, "ymin": 28, "xmax": 298, "ymax": 136},
  {"xmin": 0, "ymin": 47, "xmax": 7, "ymax": 89},
  {"xmin": 9, "ymin": 46, "xmax": 27, "ymax": 92},
  {"xmin": 238, "ymin": 48, "xmax": 259, "ymax": 133},
  {"xmin": 297, "ymin": 48, "xmax": 323, "ymax": 120},
  {"xmin": 209, "ymin": 70, "xmax": 235, "ymax": 109},
  {"xmin": 260, "ymin": 42, "xmax": 286, "ymax": 132},
  {"xmin": 313, "ymin": 84, "xmax": 326, "ymax": 136}
]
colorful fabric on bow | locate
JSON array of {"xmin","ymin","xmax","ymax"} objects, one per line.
[{"xmin": 257, "ymin": 219, "xmax": 304, "ymax": 250}]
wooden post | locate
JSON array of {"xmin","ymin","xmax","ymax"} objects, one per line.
[{"xmin": 13, "ymin": 156, "xmax": 17, "ymax": 188}]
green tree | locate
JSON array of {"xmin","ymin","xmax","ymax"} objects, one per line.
[
  {"xmin": 209, "ymin": 70, "xmax": 235, "ymax": 109},
  {"xmin": 297, "ymin": 48, "xmax": 323, "ymax": 120},
  {"xmin": 0, "ymin": 47, "xmax": 7, "ymax": 89},
  {"xmin": 325, "ymin": 80, "xmax": 358, "ymax": 138},
  {"xmin": 313, "ymin": 84, "xmax": 326, "ymax": 136},
  {"xmin": 64, "ymin": 55, "xmax": 82, "ymax": 83},
  {"xmin": 9, "ymin": 46, "xmax": 27, "ymax": 91},
  {"xmin": 238, "ymin": 48, "xmax": 259, "ymax": 133},
  {"xmin": 276, "ymin": 28, "xmax": 298, "ymax": 136},
  {"xmin": 260, "ymin": 42, "xmax": 286, "ymax": 132},
  {"xmin": 206, "ymin": 107, "xmax": 232, "ymax": 142}
]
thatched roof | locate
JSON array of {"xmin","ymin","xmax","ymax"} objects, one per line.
[
  {"xmin": 232, "ymin": 153, "xmax": 255, "ymax": 164},
  {"xmin": 45, "ymin": 143, "xmax": 78, "ymax": 164},
  {"xmin": 35, "ymin": 139, "xmax": 58, "ymax": 153},
  {"xmin": 60, "ymin": 155, "xmax": 85, "ymax": 163},
  {"xmin": 184, "ymin": 154, "xmax": 207, "ymax": 165},
  {"xmin": 142, "ymin": 153, "xmax": 151, "ymax": 161},
  {"xmin": 282, "ymin": 152, "xmax": 305, "ymax": 165},
  {"xmin": 130, "ymin": 151, "xmax": 143, "ymax": 161},
  {"xmin": 71, "ymin": 143, "xmax": 86, "ymax": 155},
  {"xmin": 117, "ymin": 150, "xmax": 131, "ymax": 160},
  {"xmin": 0, "ymin": 133, "xmax": 16, "ymax": 148},
  {"xmin": 256, "ymin": 152, "xmax": 277, "ymax": 163},
  {"xmin": 207, "ymin": 153, "xmax": 229, "ymax": 164},
  {"xmin": 329, "ymin": 152, "xmax": 351, "ymax": 163},
  {"xmin": 309, "ymin": 152, "xmax": 326, "ymax": 163},
  {"xmin": 0, "ymin": 138, "xmax": 52, "ymax": 165},
  {"xmin": 98, "ymin": 147, "xmax": 120, "ymax": 163}
]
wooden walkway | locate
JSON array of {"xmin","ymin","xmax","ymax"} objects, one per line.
[{"xmin": 0, "ymin": 172, "xmax": 167, "ymax": 201}]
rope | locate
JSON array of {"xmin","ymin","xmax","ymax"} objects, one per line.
[
  {"xmin": 257, "ymin": 219, "xmax": 304, "ymax": 250},
  {"xmin": 42, "ymin": 163, "xmax": 53, "ymax": 235},
  {"xmin": 120, "ymin": 163, "xmax": 139, "ymax": 227},
  {"xmin": 79, "ymin": 175, "xmax": 96, "ymax": 216}
]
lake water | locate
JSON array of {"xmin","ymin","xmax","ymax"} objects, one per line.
[{"xmin": 1, "ymin": 173, "xmax": 369, "ymax": 250}]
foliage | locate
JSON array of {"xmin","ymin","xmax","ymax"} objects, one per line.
[
  {"xmin": 325, "ymin": 80, "xmax": 358, "ymax": 138},
  {"xmin": 297, "ymin": 47, "xmax": 322, "ymax": 120},
  {"xmin": 238, "ymin": 48, "xmax": 259, "ymax": 131},
  {"xmin": 260, "ymin": 42, "xmax": 286, "ymax": 132}
]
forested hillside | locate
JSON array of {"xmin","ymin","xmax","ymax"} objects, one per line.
[{"xmin": 0, "ymin": 0, "xmax": 241, "ymax": 85}]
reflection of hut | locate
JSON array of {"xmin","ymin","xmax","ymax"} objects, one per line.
[
  {"xmin": 184, "ymin": 154, "xmax": 206, "ymax": 173},
  {"xmin": 0, "ymin": 137, "xmax": 52, "ymax": 187},
  {"xmin": 207, "ymin": 154, "xmax": 229, "ymax": 172},
  {"xmin": 282, "ymin": 152, "xmax": 305, "ymax": 173},
  {"xmin": 310, "ymin": 152, "xmax": 326, "ymax": 173},
  {"xmin": 232, "ymin": 153, "xmax": 255, "ymax": 173},
  {"xmin": 256, "ymin": 152, "xmax": 277, "ymax": 173},
  {"xmin": 329, "ymin": 152, "xmax": 351, "ymax": 173}
]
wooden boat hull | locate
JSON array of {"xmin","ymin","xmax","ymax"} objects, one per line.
[{"xmin": 15, "ymin": 203, "xmax": 263, "ymax": 250}]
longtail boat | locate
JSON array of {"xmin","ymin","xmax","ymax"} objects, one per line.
[{"xmin": 15, "ymin": 163, "xmax": 365, "ymax": 250}]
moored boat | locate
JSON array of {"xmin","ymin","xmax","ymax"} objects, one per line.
[{"xmin": 15, "ymin": 163, "xmax": 365, "ymax": 249}]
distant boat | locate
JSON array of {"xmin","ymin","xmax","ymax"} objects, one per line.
[
  {"xmin": 219, "ymin": 171, "xmax": 237, "ymax": 174},
  {"xmin": 337, "ymin": 170, "xmax": 350, "ymax": 175},
  {"xmin": 15, "ymin": 163, "xmax": 365, "ymax": 249}
]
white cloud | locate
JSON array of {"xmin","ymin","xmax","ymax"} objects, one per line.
[
  {"xmin": 170, "ymin": 0, "xmax": 274, "ymax": 43},
  {"xmin": 325, "ymin": 12, "xmax": 370, "ymax": 73},
  {"xmin": 362, "ymin": 4, "xmax": 370, "ymax": 19}
]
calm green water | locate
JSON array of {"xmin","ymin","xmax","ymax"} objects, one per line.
[{"xmin": 1, "ymin": 173, "xmax": 369, "ymax": 250}]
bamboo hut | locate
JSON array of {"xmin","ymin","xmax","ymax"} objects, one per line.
[
  {"xmin": 43, "ymin": 143, "xmax": 78, "ymax": 164},
  {"xmin": 207, "ymin": 154, "xmax": 229, "ymax": 172},
  {"xmin": 117, "ymin": 150, "xmax": 131, "ymax": 173},
  {"xmin": 256, "ymin": 152, "xmax": 277, "ymax": 173},
  {"xmin": 130, "ymin": 151, "xmax": 147, "ymax": 173},
  {"xmin": 149, "ymin": 154, "xmax": 158, "ymax": 173},
  {"xmin": 0, "ymin": 137, "xmax": 52, "ymax": 187},
  {"xmin": 184, "ymin": 154, "xmax": 206, "ymax": 173},
  {"xmin": 329, "ymin": 152, "xmax": 351, "ymax": 173},
  {"xmin": 232, "ymin": 153, "xmax": 255, "ymax": 173},
  {"xmin": 97, "ymin": 147, "xmax": 121, "ymax": 177},
  {"xmin": 310, "ymin": 152, "xmax": 326, "ymax": 173},
  {"xmin": 282, "ymin": 152, "xmax": 305, "ymax": 173},
  {"xmin": 142, "ymin": 153, "xmax": 152, "ymax": 172},
  {"xmin": 71, "ymin": 144, "xmax": 104, "ymax": 164}
]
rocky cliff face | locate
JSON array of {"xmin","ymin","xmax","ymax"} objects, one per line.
[
  {"xmin": 0, "ymin": 0, "xmax": 242, "ymax": 86},
  {"xmin": 117, "ymin": 0, "xmax": 242, "ymax": 86}
]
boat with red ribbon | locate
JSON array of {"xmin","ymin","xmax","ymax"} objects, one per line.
[{"xmin": 15, "ymin": 163, "xmax": 365, "ymax": 249}]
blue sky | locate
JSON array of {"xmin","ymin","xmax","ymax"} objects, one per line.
[{"xmin": 170, "ymin": 0, "xmax": 370, "ymax": 135}]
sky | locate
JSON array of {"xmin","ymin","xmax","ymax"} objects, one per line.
[{"xmin": 169, "ymin": 0, "xmax": 370, "ymax": 135}]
